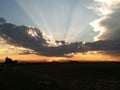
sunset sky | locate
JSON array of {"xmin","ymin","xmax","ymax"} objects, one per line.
[{"xmin": 0, "ymin": 0, "xmax": 120, "ymax": 62}]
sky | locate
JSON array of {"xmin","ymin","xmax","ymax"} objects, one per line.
[{"xmin": 0, "ymin": 0, "xmax": 120, "ymax": 62}]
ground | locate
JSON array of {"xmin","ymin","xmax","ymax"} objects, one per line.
[{"xmin": 0, "ymin": 62, "xmax": 120, "ymax": 90}]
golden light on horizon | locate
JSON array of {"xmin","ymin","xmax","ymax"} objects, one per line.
[{"xmin": 0, "ymin": 51, "xmax": 120, "ymax": 62}]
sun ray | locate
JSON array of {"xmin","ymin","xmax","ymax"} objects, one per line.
[
  {"xmin": 16, "ymin": 0, "xmax": 53, "ymax": 37},
  {"xmin": 16, "ymin": 0, "xmax": 95, "ymax": 42},
  {"xmin": 64, "ymin": 0, "xmax": 78, "ymax": 41}
]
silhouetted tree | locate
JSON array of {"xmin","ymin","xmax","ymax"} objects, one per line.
[
  {"xmin": 4, "ymin": 57, "xmax": 13, "ymax": 64},
  {"xmin": 4, "ymin": 57, "xmax": 17, "ymax": 64}
]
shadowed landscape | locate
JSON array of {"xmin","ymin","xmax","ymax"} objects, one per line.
[{"xmin": 1, "ymin": 59, "xmax": 120, "ymax": 90}]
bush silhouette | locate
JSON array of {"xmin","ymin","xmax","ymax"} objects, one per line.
[{"xmin": 4, "ymin": 57, "xmax": 17, "ymax": 64}]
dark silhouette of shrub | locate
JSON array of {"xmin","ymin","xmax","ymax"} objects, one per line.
[{"xmin": 4, "ymin": 57, "xmax": 17, "ymax": 64}]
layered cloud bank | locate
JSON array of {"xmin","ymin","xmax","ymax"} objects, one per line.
[
  {"xmin": 0, "ymin": 18, "xmax": 86, "ymax": 56},
  {"xmin": 0, "ymin": 17, "xmax": 120, "ymax": 57},
  {"xmin": 89, "ymin": 0, "xmax": 120, "ymax": 41}
]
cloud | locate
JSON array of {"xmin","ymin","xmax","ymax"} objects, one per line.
[
  {"xmin": 0, "ymin": 22, "xmax": 46, "ymax": 48},
  {"xmin": 0, "ymin": 18, "xmax": 86, "ymax": 56},
  {"xmin": 37, "ymin": 42, "xmax": 87, "ymax": 56},
  {"xmin": 85, "ymin": 39, "xmax": 120, "ymax": 51},
  {"xmin": 0, "ymin": 18, "xmax": 120, "ymax": 57},
  {"xmin": 85, "ymin": 39, "xmax": 120, "ymax": 56},
  {"xmin": 0, "ymin": 18, "xmax": 47, "ymax": 55},
  {"xmin": 89, "ymin": 0, "xmax": 120, "ymax": 41},
  {"xmin": 90, "ymin": 0, "xmax": 120, "ymax": 16},
  {"xmin": 98, "ymin": 50, "xmax": 120, "ymax": 57}
]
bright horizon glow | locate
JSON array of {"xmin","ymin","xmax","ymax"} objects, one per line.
[{"xmin": 0, "ymin": 51, "xmax": 120, "ymax": 62}]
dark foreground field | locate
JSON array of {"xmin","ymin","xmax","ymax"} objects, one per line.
[{"xmin": 1, "ymin": 62, "xmax": 120, "ymax": 90}]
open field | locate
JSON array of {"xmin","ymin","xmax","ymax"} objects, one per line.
[{"xmin": 0, "ymin": 62, "xmax": 120, "ymax": 90}]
